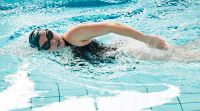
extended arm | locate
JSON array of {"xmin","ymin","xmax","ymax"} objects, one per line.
[{"xmin": 63, "ymin": 22, "xmax": 168, "ymax": 49}]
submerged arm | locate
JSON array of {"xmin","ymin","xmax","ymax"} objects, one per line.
[{"xmin": 63, "ymin": 22, "xmax": 168, "ymax": 49}]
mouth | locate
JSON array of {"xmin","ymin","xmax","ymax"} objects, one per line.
[{"xmin": 57, "ymin": 40, "xmax": 60, "ymax": 47}]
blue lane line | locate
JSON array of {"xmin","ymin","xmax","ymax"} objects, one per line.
[
  {"xmin": 177, "ymin": 97, "xmax": 184, "ymax": 111},
  {"xmin": 86, "ymin": 89, "xmax": 89, "ymax": 95},
  {"xmin": 55, "ymin": 82, "xmax": 61, "ymax": 102},
  {"xmin": 93, "ymin": 97, "xmax": 99, "ymax": 111},
  {"xmin": 181, "ymin": 92, "xmax": 200, "ymax": 94},
  {"xmin": 27, "ymin": 73, "xmax": 32, "ymax": 111},
  {"xmin": 166, "ymin": 102, "xmax": 200, "ymax": 105},
  {"xmin": 145, "ymin": 87, "xmax": 153, "ymax": 111},
  {"xmin": 133, "ymin": 78, "xmax": 153, "ymax": 111},
  {"xmin": 30, "ymin": 98, "xmax": 32, "ymax": 111},
  {"xmin": 34, "ymin": 96, "xmax": 61, "ymax": 98}
]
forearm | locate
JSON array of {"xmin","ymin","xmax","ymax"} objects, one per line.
[{"xmin": 109, "ymin": 23, "xmax": 149, "ymax": 43}]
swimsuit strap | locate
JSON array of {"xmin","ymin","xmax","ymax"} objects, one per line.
[{"xmin": 64, "ymin": 40, "xmax": 73, "ymax": 46}]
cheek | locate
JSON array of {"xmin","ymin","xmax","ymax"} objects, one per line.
[
  {"xmin": 48, "ymin": 40, "xmax": 57, "ymax": 50},
  {"xmin": 51, "ymin": 39, "xmax": 57, "ymax": 45}
]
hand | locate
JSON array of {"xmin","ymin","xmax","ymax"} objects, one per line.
[{"xmin": 146, "ymin": 35, "xmax": 168, "ymax": 50}]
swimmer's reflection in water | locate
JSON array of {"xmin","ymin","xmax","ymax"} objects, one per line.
[{"xmin": 29, "ymin": 22, "xmax": 167, "ymax": 55}]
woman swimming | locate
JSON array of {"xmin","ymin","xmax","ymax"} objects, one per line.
[{"xmin": 29, "ymin": 22, "xmax": 168, "ymax": 51}]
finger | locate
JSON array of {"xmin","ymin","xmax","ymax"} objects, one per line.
[
  {"xmin": 158, "ymin": 41, "xmax": 167, "ymax": 50},
  {"xmin": 161, "ymin": 43, "xmax": 168, "ymax": 50}
]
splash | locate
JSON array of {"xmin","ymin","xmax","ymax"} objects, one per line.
[{"xmin": 0, "ymin": 60, "xmax": 39, "ymax": 111}]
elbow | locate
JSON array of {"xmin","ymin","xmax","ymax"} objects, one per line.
[
  {"xmin": 108, "ymin": 22, "xmax": 122, "ymax": 27},
  {"xmin": 98, "ymin": 22, "xmax": 113, "ymax": 32},
  {"xmin": 106, "ymin": 22, "xmax": 123, "ymax": 32}
]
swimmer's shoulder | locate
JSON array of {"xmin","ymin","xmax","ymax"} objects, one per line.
[{"xmin": 62, "ymin": 31, "xmax": 92, "ymax": 47}]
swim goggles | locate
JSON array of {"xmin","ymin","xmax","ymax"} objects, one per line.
[{"xmin": 38, "ymin": 29, "xmax": 54, "ymax": 50}]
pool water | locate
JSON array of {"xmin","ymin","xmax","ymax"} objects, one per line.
[{"xmin": 0, "ymin": 0, "xmax": 200, "ymax": 111}]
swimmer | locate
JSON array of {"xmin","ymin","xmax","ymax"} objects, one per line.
[{"xmin": 29, "ymin": 22, "xmax": 168, "ymax": 51}]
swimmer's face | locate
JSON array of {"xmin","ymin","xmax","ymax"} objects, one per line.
[{"xmin": 38, "ymin": 29, "xmax": 65, "ymax": 50}]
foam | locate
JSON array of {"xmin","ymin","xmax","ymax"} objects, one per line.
[{"xmin": 0, "ymin": 61, "xmax": 39, "ymax": 111}]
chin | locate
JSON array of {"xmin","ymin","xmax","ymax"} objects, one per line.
[{"xmin": 59, "ymin": 38, "xmax": 65, "ymax": 48}]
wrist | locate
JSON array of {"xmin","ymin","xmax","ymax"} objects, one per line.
[{"xmin": 141, "ymin": 35, "xmax": 152, "ymax": 44}]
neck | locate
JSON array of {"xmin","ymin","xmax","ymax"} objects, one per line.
[{"xmin": 61, "ymin": 35, "xmax": 72, "ymax": 46}]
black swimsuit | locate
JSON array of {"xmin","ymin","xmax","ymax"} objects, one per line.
[{"xmin": 63, "ymin": 40, "xmax": 117, "ymax": 64}]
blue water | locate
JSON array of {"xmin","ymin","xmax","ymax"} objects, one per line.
[{"xmin": 0, "ymin": 0, "xmax": 200, "ymax": 111}]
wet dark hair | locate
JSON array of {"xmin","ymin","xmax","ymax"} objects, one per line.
[{"xmin": 29, "ymin": 28, "xmax": 41, "ymax": 49}]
